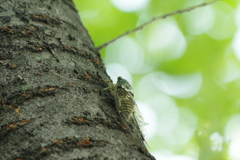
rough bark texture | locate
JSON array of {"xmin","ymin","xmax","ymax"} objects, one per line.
[{"xmin": 0, "ymin": 0, "xmax": 155, "ymax": 159}]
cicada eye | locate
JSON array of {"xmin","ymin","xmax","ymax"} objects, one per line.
[{"xmin": 117, "ymin": 76, "xmax": 124, "ymax": 82}]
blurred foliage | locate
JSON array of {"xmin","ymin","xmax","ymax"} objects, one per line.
[{"xmin": 73, "ymin": 0, "xmax": 240, "ymax": 160}]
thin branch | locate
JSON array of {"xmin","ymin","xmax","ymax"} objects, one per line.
[{"xmin": 96, "ymin": 0, "xmax": 218, "ymax": 51}]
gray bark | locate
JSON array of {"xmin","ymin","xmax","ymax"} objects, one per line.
[{"xmin": 0, "ymin": 0, "xmax": 155, "ymax": 159}]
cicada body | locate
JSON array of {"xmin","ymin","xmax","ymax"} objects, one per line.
[
  {"xmin": 114, "ymin": 77, "xmax": 135, "ymax": 122},
  {"xmin": 105, "ymin": 76, "xmax": 146, "ymax": 143}
]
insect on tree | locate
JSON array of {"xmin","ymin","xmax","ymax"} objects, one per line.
[{"xmin": 104, "ymin": 76, "xmax": 147, "ymax": 145}]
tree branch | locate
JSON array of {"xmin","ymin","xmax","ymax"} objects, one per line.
[{"xmin": 96, "ymin": 0, "xmax": 218, "ymax": 51}]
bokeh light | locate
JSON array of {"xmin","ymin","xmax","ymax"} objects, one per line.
[
  {"xmin": 74, "ymin": 0, "xmax": 240, "ymax": 159},
  {"xmin": 224, "ymin": 114, "xmax": 240, "ymax": 160},
  {"xmin": 110, "ymin": 0, "xmax": 149, "ymax": 12},
  {"xmin": 182, "ymin": 4, "xmax": 214, "ymax": 35}
]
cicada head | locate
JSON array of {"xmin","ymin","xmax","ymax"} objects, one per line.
[{"xmin": 117, "ymin": 77, "xmax": 134, "ymax": 95}]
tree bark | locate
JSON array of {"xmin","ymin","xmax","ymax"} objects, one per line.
[{"xmin": 0, "ymin": 0, "xmax": 155, "ymax": 159}]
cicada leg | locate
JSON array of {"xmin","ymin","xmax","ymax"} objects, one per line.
[{"xmin": 102, "ymin": 79, "xmax": 115, "ymax": 95}]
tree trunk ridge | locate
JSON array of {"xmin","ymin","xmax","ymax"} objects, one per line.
[{"xmin": 0, "ymin": 0, "xmax": 155, "ymax": 159}]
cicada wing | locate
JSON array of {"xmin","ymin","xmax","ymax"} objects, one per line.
[
  {"xmin": 130, "ymin": 100, "xmax": 146, "ymax": 141},
  {"xmin": 134, "ymin": 101, "xmax": 145, "ymax": 129},
  {"xmin": 132, "ymin": 112, "xmax": 146, "ymax": 140}
]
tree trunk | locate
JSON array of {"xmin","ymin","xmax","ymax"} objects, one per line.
[{"xmin": 0, "ymin": 0, "xmax": 155, "ymax": 159}]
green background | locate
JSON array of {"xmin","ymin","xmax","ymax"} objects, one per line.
[{"xmin": 73, "ymin": 0, "xmax": 240, "ymax": 159}]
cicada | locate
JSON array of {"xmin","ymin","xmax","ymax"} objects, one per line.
[{"xmin": 104, "ymin": 76, "xmax": 146, "ymax": 143}]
